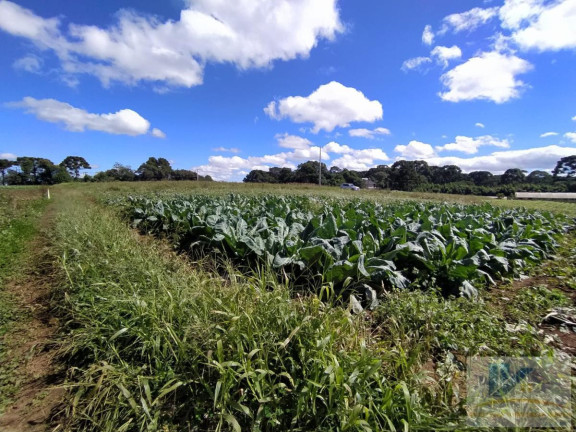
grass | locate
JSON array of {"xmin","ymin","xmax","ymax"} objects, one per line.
[
  {"xmin": 0, "ymin": 188, "xmax": 48, "ymax": 413},
  {"xmin": 46, "ymin": 184, "xmax": 575, "ymax": 431}
]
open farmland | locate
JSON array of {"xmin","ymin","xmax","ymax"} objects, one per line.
[{"xmin": 1, "ymin": 182, "xmax": 576, "ymax": 431}]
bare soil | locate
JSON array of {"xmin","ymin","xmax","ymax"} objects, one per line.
[
  {"xmin": 0, "ymin": 204, "xmax": 64, "ymax": 432},
  {"xmin": 488, "ymin": 273, "xmax": 576, "ymax": 355}
]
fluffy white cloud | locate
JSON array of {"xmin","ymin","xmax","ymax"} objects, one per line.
[
  {"xmin": 275, "ymin": 133, "xmax": 313, "ymax": 149},
  {"xmin": 431, "ymin": 45, "xmax": 462, "ymax": 67},
  {"xmin": 422, "ymin": 25, "xmax": 434, "ymax": 45},
  {"xmin": 394, "ymin": 141, "xmax": 437, "ymax": 159},
  {"xmin": 475, "ymin": 122, "xmax": 485, "ymax": 128},
  {"xmin": 440, "ymin": 7, "xmax": 500, "ymax": 34},
  {"xmin": 0, "ymin": 153, "xmax": 17, "ymax": 160},
  {"xmin": 151, "ymin": 128, "xmax": 166, "ymax": 139},
  {"xmin": 436, "ymin": 135, "xmax": 510, "ymax": 154},
  {"xmin": 572, "ymin": 115, "xmax": 576, "ymax": 121},
  {"xmin": 499, "ymin": 0, "xmax": 546, "ymax": 30},
  {"xmin": 503, "ymin": 0, "xmax": 576, "ymax": 51},
  {"xmin": 8, "ymin": 97, "xmax": 159, "ymax": 136},
  {"xmin": 0, "ymin": 0, "xmax": 342, "ymax": 88},
  {"xmin": 540, "ymin": 131, "xmax": 558, "ymax": 137},
  {"xmin": 424, "ymin": 145, "xmax": 576, "ymax": 173},
  {"xmin": 13, "ymin": 55, "xmax": 42, "ymax": 73},
  {"xmin": 348, "ymin": 127, "xmax": 391, "ymax": 139},
  {"xmin": 212, "ymin": 147, "xmax": 241, "ymax": 153},
  {"xmin": 401, "ymin": 56, "xmax": 432, "ymax": 72},
  {"xmin": 439, "ymin": 51, "xmax": 532, "ymax": 103},
  {"xmin": 265, "ymin": 81, "xmax": 383, "ymax": 133},
  {"xmin": 565, "ymin": 132, "xmax": 576, "ymax": 143}
]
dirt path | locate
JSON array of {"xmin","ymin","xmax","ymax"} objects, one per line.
[{"xmin": 0, "ymin": 203, "xmax": 64, "ymax": 432}]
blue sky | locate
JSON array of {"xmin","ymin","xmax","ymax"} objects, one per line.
[{"xmin": 0, "ymin": 0, "xmax": 575, "ymax": 180}]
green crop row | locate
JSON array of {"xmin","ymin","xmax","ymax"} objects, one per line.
[{"xmin": 121, "ymin": 194, "xmax": 570, "ymax": 300}]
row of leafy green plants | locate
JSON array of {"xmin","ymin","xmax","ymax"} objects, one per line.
[{"xmin": 119, "ymin": 194, "xmax": 569, "ymax": 300}]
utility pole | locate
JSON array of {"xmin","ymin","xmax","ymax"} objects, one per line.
[{"xmin": 318, "ymin": 146, "xmax": 322, "ymax": 186}]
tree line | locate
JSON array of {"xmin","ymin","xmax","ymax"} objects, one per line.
[
  {"xmin": 243, "ymin": 156, "xmax": 576, "ymax": 196},
  {"xmin": 3, "ymin": 153, "xmax": 575, "ymax": 194},
  {"xmin": 0, "ymin": 156, "xmax": 212, "ymax": 186}
]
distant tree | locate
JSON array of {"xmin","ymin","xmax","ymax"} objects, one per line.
[
  {"xmin": 0, "ymin": 159, "xmax": 16, "ymax": 185},
  {"xmin": 243, "ymin": 170, "xmax": 277, "ymax": 183},
  {"xmin": 172, "ymin": 169, "xmax": 198, "ymax": 181},
  {"xmin": 430, "ymin": 165, "xmax": 463, "ymax": 184},
  {"xmin": 501, "ymin": 168, "xmax": 526, "ymax": 184},
  {"xmin": 15, "ymin": 157, "xmax": 64, "ymax": 184},
  {"xmin": 293, "ymin": 161, "xmax": 328, "ymax": 184},
  {"xmin": 389, "ymin": 160, "xmax": 430, "ymax": 191},
  {"xmin": 200, "ymin": 175, "xmax": 213, "ymax": 182},
  {"xmin": 364, "ymin": 165, "xmax": 390, "ymax": 189},
  {"xmin": 552, "ymin": 155, "xmax": 576, "ymax": 178},
  {"xmin": 60, "ymin": 156, "xmax": 91, "ymax": 179},
  {"xmin": 329, "ymin": 166, "xmax": 342, "ymax": 175},
  {"xmin": 51, "ymin": 165, "xmax": 73, "ymax": 183},
  {"xmin": 468, "ymin": 171, "xmax": 495, "ymax": 187},
  {"xmin": 526, "ymin": 170, "xmax": 552, "ymax": 184},
  {"xmin": 111, "ymin": 163, "xmax": 136, "ymax": 181},
  {"xmin": 341, "ymin": 169, "xmax": 362, "ymax": 186},
  {"xmin": 269, "ymin": 167, "xmax": 293, "ymax": 183},
  {"xmin": 136, "ymin": 157, "xmax": 173, "ymax": 180}
]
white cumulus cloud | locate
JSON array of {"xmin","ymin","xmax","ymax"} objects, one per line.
[
  {"xmin": 394, "ymin": 141, "xmax": 437, "ymax": 159},
  {"xmin": 8, "ymin": 97, "xmax": 159, "ymax": 136},
  {"xmin": 151, "ymin": 128, "xmax": 166, "ymax": 139},
  {"xmin": 422, "ymin": 25, "xmax": 434, "ymax": 45},
  {"xmin": 436, "ymin": 135, "xmax": 510, "ymax": 154},
  {"xmin": 565, "ymin": 132, "xmax": 576, "ymax": 143},
  {"xmin": 275, "ymin": 133, "xmax": 313, "ymax": 150},
  {"xmin": 431, "ymin": 45, "xmax": 462, "ymax": 67},
  {"xmin": 440, "ymin": 7, "xmax": 500, "ymax": 34},
  {"xmin": 348, "ymin": 127, "xmax": 391, "ymax": 139},
  {"xmin": 212, "ymin": 147, "xmax": 241, "ymax": 153},
  {"xmin": 540, "ymin": 131, "xmax": 558, "ymax": 137},
  {"xmin": 439, "ymin": 51, "xmax": 532, "ymax": 103},
  {"xmin": 401, "ymin": 56, "xmax": 432, "ymax": 72},
  {"xmin": 504, "ymin": 0, "xmax": 576, "ymax": 51},
  {"xmin": 13, "ymin": 55, "xmax": 42, "ymax": 73},
  {"xmin": 0, "ymin": 0, "xmax": 343, "ymax": 88},
  {"xmin": 499, "ymin": 0, "xmax": 547, "ymax": 30},
  {"xmin": 476, "ymin": 122, "xmax": 485, "ymax": 128},
  {"xmin": 425, "ymin": 145, "xmax": 576, "ymax": 173},
  {"xmin": 0, "ymin": 153, "xmax": 17, "ymax": 160},
  {"xmin": 264, "ymin": 81, "xmax": 383, "ymax": 133}
]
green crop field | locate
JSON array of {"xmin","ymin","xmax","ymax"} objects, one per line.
[{"xmin": 1, "ymin": 181, "xmax": 575, "ymax": 431}]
